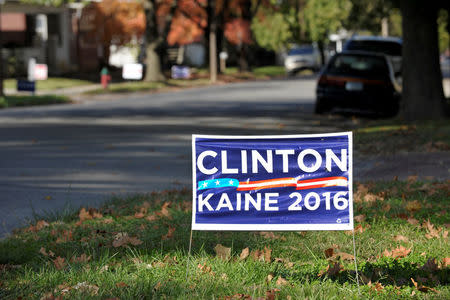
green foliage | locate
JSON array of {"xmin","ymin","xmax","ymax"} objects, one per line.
[
  {"xmin": 438, "ymin": 9, "xmax": 449, "ymax": 53},
  {"xmin": 19, "ymin": 0, "xmax": 72, "ymax": 7},
  {"xmin": 0, "ymin": 95, "xmax": 70, "ymax": 108},
  {"xmin": 302, "ymin": 0, "xmax": 352, "ymax": 42},
  {"xmin": 252, "ymin": 11, "xmax": 293, "ymax": 51}
]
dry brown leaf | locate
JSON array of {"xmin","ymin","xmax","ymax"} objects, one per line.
[
  {"xmin": 382, "ymin": 204, "xmax": 391, "ymax": 212},
  {"xmin": 275, "ymin": 276, "xmax": 288, "ymax": 286},
  {"xmin": 393, "ymin": 235, "xmax": 409, "ymax": 242},
  {"xmin": 239, "ymin": 247, "xmax": 249, "ymax": 260},
  {"xmin": 264, "ymin": 246, "xmax": 272, "ymax": 263},
  {"xmin": 363, "ymin": 193, "xmax": 379, "ymax": 204},
  {"xmin": 52, "ymin": 256, "xmax": 66, "ymax": 270},
  {"xmin": 265, "ymin": 289, "xmax": 280, "ymax": 300},
  {"xmin": 116, "ymin": 282, "xmax": 128, "ymax": 288},
  {"xmin": 318, "ymin": 262, "xmax": 343, "ymax": 277},
  {"xmin": 383, "ymin": 246, "xmax": 411, "ymax": 259},
  {"xmin": 146, "ymin": 215, "xmax": 158, "ymax": 222},
  {"xmin": 324, "ymin": 248, "xmax": 334, "ymax": 258},
  {"xmin": 407, "ymin": 217, "xmax": 419, "ymax": 226},
  {"xmin": 407, "ymin": 175, "xmax": 418, "ymax": 184},
  {"xmin": 112, "ymin": 232, "xmax": 143, "ymax": 248},
  {"xmin": 406, "ymin": 200, "xmax": 422, "ymax": 212},
  {"xmin": 368, "ymin": 282, "xmax": 384, "ymax": 292},
  {"xmin": 160, "ymin": 202, "xmax": 172, "ymax": 218},
  {"xmin": 411, "ymin": 278, "xmax": 438, "ymax": 293},
  {"xmin": 153, "ymin": 281, "xmax": 162, "ymax": 291},
  {"xmin": 266, "ymin": 274, "xmax": 274, "ymax": 283},
  {"xmin": 72, "ymin": 282, "xmax": 99, "ymax": 295},
  {"xmin": 441, "ymin": 257, "xmax": 450, "ymax": 267},
  {"xmin": 161, "ymin": 226, "xmax": 175, "ymax": 240},
  {"xmin": 214, "ymin": 244, "xmax": 231, "ymax": 260},
  {"xmin": 71, "ymin": 253, "xmax": 91, "ymax": 263},
  {"xmin": 79, "ymin": 208, "xmax": 93, "ymax": 222},
  {"xmin": 56, "ymin": 230, "xmax": 73, "ymax": 244},
  {"xmin": 354, "ymin": 214, "xmax": 366, "ymax": 223},
  {"xmin": 102, "ymin": 218, "xmax": 114, "ymax": 224},
  {"xmin": 134, "ymin": 212, "xmax": 145, "ymax": 219},
  {"xmin": 423, "ymin": 220, "xmax": 441, "ymax": 239},
  {"xmin": 40, "ymin": 247, "xmax": 48, "ymax": 256}
]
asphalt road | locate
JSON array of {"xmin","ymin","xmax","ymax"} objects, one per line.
[{"xmin": 1, "ymin": 76, "xmax": 340, "ymax": 237}]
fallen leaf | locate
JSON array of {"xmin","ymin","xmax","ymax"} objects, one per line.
[
  {"xmin": 79, "ymin": 208, "xmax": 93, "ymax": 222},
  {"xmin": 368, "ymin": 281, "xmax": 384, "ymax": 292},
  {"xmin": 354, "ymin": 214, "xmax": 366, "ymax": 223},
  {"xmin": 71, "ymin": 253, "xmax": 91, "ymax": 263},
  {"xmin": 112, "ymin": 232, "xmax": 143, "ymax": 248},
  {"xmin": 153, "ymin": 282, "xmax": 162, "ymax": 291},
  {"xmin": 239, "ymin": 247, "xmax": 249, "ymax": 260},
  {"xmin": 146, "ymin": 215, "xmax": 158, "ymax": 222},
  {"xmin": 266, "ymin": 274, "xmax": 274, "ymax": 283},
  {"xmin": 363, "ymin": 193, "xmax": 378, "ymax": 204},
  {"xmin": 72, "ymin": 282, "xmax": 99, "ymax": 295},
  {"xmin": 40, "ymin": 247, "xmax": 48, "ymax": 256},
  {"xmin": 264, "ymin": 246, "xmax": 272, "ymax": 263},
  {"xmin": 411, "ymin": 278, "xmax": 438, "ymax": 293},
  {"xmin": 276, "ymin": 276, "xmax": 288, "ymax": 286},
  {"xmin": 214, "ymin": 244, "xmax": 231, "ymax": 260},
  {"xmin": 407, "ymin": 175, "xmax": 418, "ymax": 184},
  {"xmin": 383, "ymin": 246, "xmax": 411, "ymax": 259},
  {"xmin": 441, "ymin": 257, "xmax": 450, "ymax": 267},
  {"xmin": 393, "ymin": 235, "xmax": 408, "ymax": 242},
  {"xmin": 265, "ymin": 289, "xmax": 280, "ymax": 300},
  {"xmin": 324, "ymin": 248, "xmax": 334, "ymax": 258},
  {"xmin": 102, "ymin": 218, "xmax": 114, "ymax": 224},
  {"xmin": 407, "ymin": 217, "xmax": 419, "ymax": 226},
  {"xmin": 382, "ymin": 204, "xmax": 391, "ymax": 212},
  {"xmin": 116, "ymin": 282, "xmax": 128, "ymax": 288},
  {"xmin": 56, "ymin": 230, "xmax": 73, "ymax": 244},
  {"xmin": 318, "ymin": 262, "xmax": 343, "ymax": 277},
  {"xmin": 52, "ymin": 257, "xmax": 66, "ymax": 270},
  {"xmin": 406, "ymin": 200, "xmax": 422, "ymax": 212},
  {"xmin": 161, "ymin": 226, "xmax": 175, "ymax": 240}
]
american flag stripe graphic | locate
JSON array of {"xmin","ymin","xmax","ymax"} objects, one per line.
[{"xmin": 236, "ymin": 176, "xmax": 348, "ymax": 191}]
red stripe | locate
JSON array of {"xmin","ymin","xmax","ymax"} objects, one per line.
[
  {"xmin": 237, "ymin": 183, "xmax": 297, "ymax": 191},
  {"xmin": 296, "ymin": 184, "xmax": 328, "ymax": 190},
  {"xmin": 297, "ymin": 176, "xmax": 347, "ymax": 184},
  {"xmin": 238, "ymin": 177, "xmax": 295, "ymax": 186}
]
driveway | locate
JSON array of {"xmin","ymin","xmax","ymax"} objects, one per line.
[{"xmin": 2, "ymin": 77, "xmax": 342, "ymax": 236}]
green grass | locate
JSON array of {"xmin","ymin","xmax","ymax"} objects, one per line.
[
  {"xmin": 353, "ymin": 120, "xmax": 450, "ymax": 155},
  {"xmin": 4, "ymin": 78, "xmax": 94, "ymax": 91},
  {"xmin": 0, "ymin": 95, "xmax": 70, "ymax": 108},
  {"xmin": 0, "ymin": 181, "xmax": 448, "ymax": 299},
  {"xmin": 253, "ymin": 66, "xmax": 286, "ymax": 77}
]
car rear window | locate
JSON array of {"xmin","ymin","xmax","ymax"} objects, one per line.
[
  {"xmin": 345, "ymin": 40, "xmax": 402, "ymax": 56},
  {"xmin": 327, "ymin": 54, "xmax": 390, "ymax": 79},
  {"xmin": 288, "ymin": 47, "xmax": 314, "ymax": 55}
]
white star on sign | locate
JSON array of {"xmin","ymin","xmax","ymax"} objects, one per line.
[
  {"xmin": 215, "ymin": 180, "xmax": 220, "ymax": 185},
  {"xmin": 202, "ymin": 182, "xmax": 208, "ymax": 188},
  {"xmin": 229, "ymin": 180, "xmax": 235, "ymax": 185}
]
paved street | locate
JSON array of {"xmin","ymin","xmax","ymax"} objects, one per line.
[{"xmin": 1, "ymin": 77, "xmax": 333, "ymax": 237}]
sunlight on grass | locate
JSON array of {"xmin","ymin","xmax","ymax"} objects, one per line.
[
  {"xmin": 0, "ymin": 95, "xmax": 70, "ymax": 108},
  {"xmin": 4, "ymin": 78, "xmax": 93, "ymax": 91},
  {"xmin": 0, "ymin": 180, "xmax": 449, "ymax": 299}
]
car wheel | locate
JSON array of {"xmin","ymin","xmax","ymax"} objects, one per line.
[{"xmin": 314, "ymin": 99, "xmax": 331, "ymax": 114}]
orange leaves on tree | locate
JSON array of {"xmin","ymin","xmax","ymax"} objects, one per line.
[
  {"xmin": 224, "ymin": 19, "xmax": 252, "ymax": 45},
  {"xmin": 167, "ymin": 0, "xmax": 206, "ymax": 46}
]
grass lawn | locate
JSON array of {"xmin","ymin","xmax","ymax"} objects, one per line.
[
  {"xmin": 0, "ymin": 179, "xmax": 448, "ymax": 299},
  {"xmin": 0, "ymin": 95, "xmax": 70, "ymax": 108},
  {"xmin": 86, "ymin": 66, "xmax": 286, "ymax": 95},
  {"xmin": 4, "ymin": 78, "xmax": 94, "ymax": 91}
]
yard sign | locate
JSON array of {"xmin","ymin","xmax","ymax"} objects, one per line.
[{"xmin": 192, "ymin": 133, "xmax": 353, "ymax": 231}]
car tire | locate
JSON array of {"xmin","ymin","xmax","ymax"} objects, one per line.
[{"xmin": 314, "ymin": 99, "xmax": 331, "ymax": 114}]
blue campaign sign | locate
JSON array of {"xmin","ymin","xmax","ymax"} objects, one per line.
[
  {"xmin": 17, "ymin": 80, "xmax": 36, "ymax": 92},
  {"xmin": 192, "ymin": 133, "xmax": 353, "ymax": 231}
]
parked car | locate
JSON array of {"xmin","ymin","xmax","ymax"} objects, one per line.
[
  {"xmin": 343, "ymin": 36, "xmax": 402, "ymax": 75},
  {"xmin": 284, "ymin": 45, "xmax": 321, "ymax": 75},
  {"xmin": 315, "ymin": 51, "xmax": 401, "ymax": 116}
]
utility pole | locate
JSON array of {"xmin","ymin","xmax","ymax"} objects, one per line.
[
  {"xmin": 208, "ymin": 0, "xmax": 217, "ymax": 83},
  {"xmin": 0, "ymin": 0, "xmax": 5, "ymax": 97}
]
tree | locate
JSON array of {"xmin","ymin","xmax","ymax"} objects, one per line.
[
  {"xmin": 252, "ymin": 10, "xmax": 293, "ymax": 52},
  {"xmin": 86, "ymin": 0, "xmax": 145, "ymax": 67},
  {"xmin": 301, "ymin": 0, "xmax": 351, "ymax": 64},
  {"xmin": 399, "ymin": 0, "xmax": 447, "ymax": 120}
]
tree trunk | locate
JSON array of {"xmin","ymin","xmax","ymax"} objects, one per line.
[
  {"xmin": 144, "ymin": 1, "xmax": 165, "ymax": 82},
  {"xmin": 238, "ymin": 44, "xmax": 250, "ymax": 72},
  {"xmin": 208, "ymin": 0, "xmax": 217, "ymax": 82},
  {"xmin": 145, "ymin": 41, "xmax": 165, "ymax": 82},
  {"xmin": 400, "ymin": 0, "xmax": 446, "ymax": 120}
]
